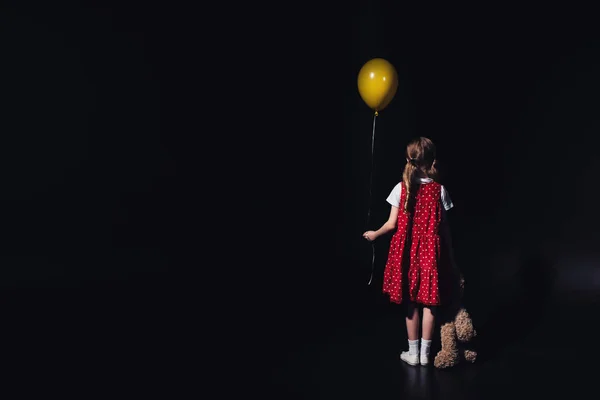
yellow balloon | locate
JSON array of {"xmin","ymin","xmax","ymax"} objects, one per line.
[{"xmin": 357, "ymin": 58, "xmax": 399, "ymax": 115}]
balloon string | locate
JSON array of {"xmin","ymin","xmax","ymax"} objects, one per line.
[{"xmin": 367, "ymin": 112, "xmax": 377, "ymax": 286}]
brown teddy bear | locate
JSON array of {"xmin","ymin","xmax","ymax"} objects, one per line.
[{"xmin": 434, "ymin": 276, "xmax": 477, "ymax": 368}]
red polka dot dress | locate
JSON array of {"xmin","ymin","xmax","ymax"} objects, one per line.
[{"xmin": 382, "ymin": 181, "xmax": 447, "ymax": 306}]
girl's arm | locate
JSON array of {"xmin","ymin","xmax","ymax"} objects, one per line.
[{"xmin": 363, "ymin": 206, "xmax": 399, "ymax": 241}]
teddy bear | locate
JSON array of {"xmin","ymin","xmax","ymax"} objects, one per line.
[{"xmin": 434, "ymin": 276, "xmax": 477, "ymax": 368}]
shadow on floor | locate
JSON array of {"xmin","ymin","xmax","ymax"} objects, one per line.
[{"xmin": 468, "ymin": 250, "xmax": 557, "ymax": 363}]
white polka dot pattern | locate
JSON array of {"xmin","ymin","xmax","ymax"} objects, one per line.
[{"xmin": 382, "ymin": 181, "xmax": 445, "ymax": 306}]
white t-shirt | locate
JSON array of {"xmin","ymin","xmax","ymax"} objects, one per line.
[{"xmin": 386, "ymin": 178, "xmax": 454, "ymax": 211}]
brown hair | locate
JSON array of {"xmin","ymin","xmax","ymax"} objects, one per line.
[{"xmin": 402, "ymin": 137, "xmax": 438, "ymax": 213}]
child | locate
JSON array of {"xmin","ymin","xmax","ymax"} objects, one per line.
[{"xmin": 363, "ymin": 137, "xmax": 456, "ymax": 366}]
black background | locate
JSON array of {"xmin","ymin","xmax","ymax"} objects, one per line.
[
  {"xmin": 255, "ymin": 2, "xmax": 600, "ymax": 328},
  {"xmin": 1, "ymin": 0, "xmax": 599, "ymax": 395}
]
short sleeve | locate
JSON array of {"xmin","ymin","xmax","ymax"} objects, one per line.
[
  {"xmin": 386, "ymin": 183, "xmax": 401, "ymax": 208},
  {"xmin": 441, "ymin": 185, "xmax": 454, "ymax": 211}
]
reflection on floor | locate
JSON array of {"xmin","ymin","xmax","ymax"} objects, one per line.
[{"xmin": 268, "ymin": 292, "xmax": 599, "ymax": 399}]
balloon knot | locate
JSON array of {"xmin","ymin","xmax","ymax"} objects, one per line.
[{"xmin": 374, "ymin": 111, "xmax": 379, "ymax": 117}]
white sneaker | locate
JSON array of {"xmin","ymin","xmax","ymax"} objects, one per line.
[
  {"xmin": 400, "ymin": 351, "xmax": 420, "ymax": 366},
  {"xmin": 420, "ymin": 354, "xmax": 429, "ymax": 366}
]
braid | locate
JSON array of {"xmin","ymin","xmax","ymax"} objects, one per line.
[{"xmin": 402, "ymin": 163, "xmax": 417, "ymax": 213}]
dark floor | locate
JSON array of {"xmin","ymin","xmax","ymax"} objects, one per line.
[
  {"xmin": 266, "ymin": 288, "xmax": 599, "ymax": 399},
  {"xmin": 0, "ymin": 267, "xmax": 595, "ymax": 397},
  {"xmin": 0, "ymin": 280, "xmax": 194, "ymax": 395}
]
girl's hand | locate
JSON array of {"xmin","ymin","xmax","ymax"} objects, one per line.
[{"xmin": 363, "ymin": 231, "xmax": 376, "ymax": 242}]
